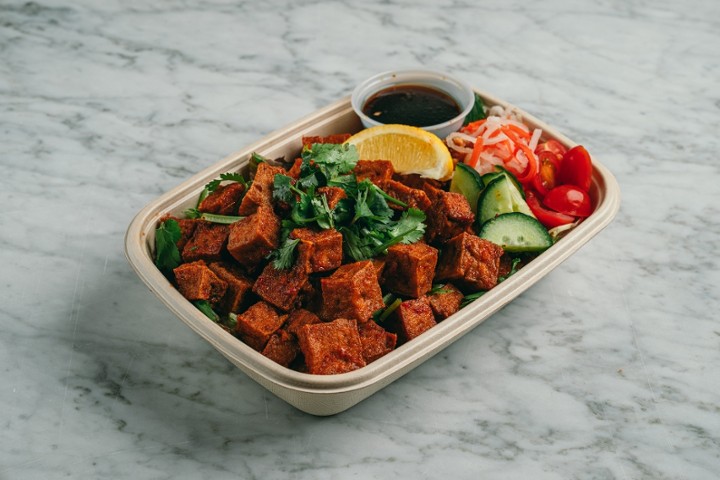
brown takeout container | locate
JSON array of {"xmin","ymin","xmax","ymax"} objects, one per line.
[{"xmin": 124, "ymin": 90, "xmax": 620, "ymax": 416}]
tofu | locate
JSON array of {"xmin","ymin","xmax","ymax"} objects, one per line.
[
  {"xmin": 173, "ymin": 260, "xmax": 227, "ymax": 304},
  {"xmin": 383, "ymin": 179, "xmax": 432, "ymax": 212},
  {"xmin": 198, "ymin": 182, "xmax": 245, "ymax": 215},
  {"xmin": 301, "ymin": 133, "xmax": 351, "ymax": 147},
  {"xmin": 320, "ymin": 260, "xmax": 385, "ymax": 322},
  {"xmin": 181, "ymin": 222, "xmax": 229, "ymax": 263},
  {"xmin": 287, "ymin": 158, "xmax": 303, "ymax": 179},
  {"xmin": 284, "ymin": 309, "xmax": 322, "ymax": 338},
  {"xmin": 239, "ymin": 162, "xmax": 286, "ymax": 215},
  {"xmin": 252, "ymin": 262, "xmax": 309, "ymax": 312},
  {"xmin": 261, "ymin": 309, "xmax": 321, "ymax": 368},
  {"xmin": 395, "ymin": 297, "xmax": 437, "ymax": 342},
  {"xmin": 425, "ymin": 191, "xmax": 475, "ymax": 244},
  {"xmin": 297, "ymin": 318, "xmax": 366, "ymax": 375},
  {"xmin": 208, "ymin": 262, "xmax": 254, "ymax": 314},
  {"xmin": 353, "ymin": 160, "xmax": 394, "ymax": 187},
  {"xmin": 357, "ymin": 320, "xmax": 397, "ymax": 363},
  {"xmin": 291, "ymin": 228, "xmax": 343, "ymax": 273},
  {"xmin": 235, "ymin": 301, "xmax": 286, "ymax": 351},
  {"xmin": 227, "ymin": 205, "xmax": 280, "ymax": 270},
  {"xmin": 427, "ymin": 283, "xmax": 464, "ymax": 321},
  {"xmin": 382, "ymin": 242, "xmax": 438, "ymax": 298},
  {"xmin": 435, "ymin": 232, "xmax": 504, "ymax": 291},
  {"xmin": 261, "ymin": 329, "xmax": 299, "ymax": 368}
]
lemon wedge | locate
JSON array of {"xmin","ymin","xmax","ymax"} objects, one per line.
[{"xmin": 346, "ymin": 124, "xmax": 454, "ymax": 181}]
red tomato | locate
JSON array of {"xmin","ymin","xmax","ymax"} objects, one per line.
[
  {"xmin": 525, "ymin": 190, "xmax": 576, "ymax": 228},
  {"xmin": 532, "ymin": 151, "xmax": 560, "ymax": 196},
  {"xmin": 558, "ymin": 145, "xmax": 593, "ymax": 192},
  {"xmin": 535, "ymin": 139, "xmax": 567, "ymax": 162},
  {"xmin": 543, "ymin": 185, "xmax": 593, "ymax": 217}
]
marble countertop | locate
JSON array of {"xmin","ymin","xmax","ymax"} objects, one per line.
[{"xmin": 2, "ymin": 0, "xmax": 719, "ymax": 478}]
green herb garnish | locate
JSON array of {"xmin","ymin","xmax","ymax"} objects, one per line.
[
  {"xmin": 463, "ymin": 93, "xmax": 487, "ymax": 125},
  {"xmin": 193, "ymin": 300, "xmax": 219, "ymax": 322},
  {"xmin": 498, "ymin": 257, "xmax": 522, "ymax": 283},
  {"xmin": 154, "ymin": 218, "xmax": 182, "ymax": 272}
]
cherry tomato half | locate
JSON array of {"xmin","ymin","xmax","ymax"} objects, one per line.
[
  {"xmin": 558, "ymin": 145, "xmax": 593, "ymax": 192},
  {"xmin": 542, "ymin": 185, "xmax": 593, "ymax": 217},
  {"xmin": 532, "ymin": 150, "xmax": 560, "ymax": 196},
  {"xmin": 535, "ymin": 139, "xmax": 567, "ymax": 163},
  {"xmin": 525, "ymin": 190, "xmax": 576, "ymax": 228}
]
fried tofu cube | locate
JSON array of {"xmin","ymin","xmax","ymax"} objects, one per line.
[
  {"xmin": 321, "ymin": 260, "xmax": 385, "ymax": 322},
  {"xmin": 395, "ymin": 297, "xmax": 437, "ymax": 342},
  {"xmin": 252, "ymin": 263, "xmax": 309, "ymax": 312},
  {"xmin": 435, "ymin": 232, "xmax": 504, "ymax": 291},
  {"xmin": 227, "ymin": 206, "xmax": 280, "ymax": 269},
  {"xmin": 427, "ymin": 283, "xmax": 464, "ymax": 321},
  {"xmin": 284, "ymin": 309, "xmax": 322, "ymax": 338},
  {"xmin": 208, "ymin": 262, "xmax": 254, "ymax": 313},
  {"xmin": 425, "ymin": 191, "xmax": 475, "ymax": 244},
  {"xmin": 301, "ymin": 133, "xmax": 351, "ymax": 147},
  {"xmin": 392, "ymin": 173, "xmax": 444, "ymax": 191},
  {"xmin": 235, "ymin": 301, "xmax": 286, "ymax": 351},
  {"xmin": 357, "ymin": 320, "xmax": 397, "ymax": 363},
  {"xmin": 291, "ymin": 228, "xmax": 343, "ymax": 273},
  {"xmin": 198, "ymin": 182, "xmax": 245, "ymax": 215},
  {"xmin": 173, "ymin": 260, "xmax": 227, "ymax": 304},
  {"xmin": 383, "ymin": 179, "xmax": 432, "ymax": 212},
  {"xmin": 371, "ymin": 257, "xmax": 386, "ymax": 283},
  {"xmin": 382, "ymin": 242, "xmax": 438, "ymax": 298},
  {"xmin": 261, "ymin": 329, "xmax": 299, "ymax": 367},
  {"xmin": 239, "ymin": 162, "xmax": 286, "ymax": 215},
  {"xmin": 181, "ymin": 222, "xmax": 229, "ymax": 263},
  {"xmin": 287, "ymin": 158, "xmax": 303, "ymax": 179},
  {"xmin": 353, "ymin": 160, "xmax": 395, "ymax": 186},
  {"xmin": 316, "ymin": 186, "xmax": 347, "ymax": 210},
  {"xmin": 297, "ymin": 318, "xmax": 366, "ymax": 375}
]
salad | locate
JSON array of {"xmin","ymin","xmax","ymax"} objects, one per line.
[{"xmin": 153, "ymin": 96, "xmax": 596, "ymax": 376}]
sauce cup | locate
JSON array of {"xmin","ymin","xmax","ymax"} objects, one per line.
[{"xmin": 351, "ymin": 69, "xmax": 476, "ymax": 138}]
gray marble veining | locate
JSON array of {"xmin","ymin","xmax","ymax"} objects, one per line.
[{"xmin": 1, "ymin": 0, "xmax": 719, "ymax": 478}]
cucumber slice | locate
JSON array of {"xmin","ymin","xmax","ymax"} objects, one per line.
[
  {"xmin": 476, "ymin": 174, "xmax": 535, "ymax": 226},
  {"xmin": 450, "ymin": 163, "xmax": 484, "ymax": 214},
  {"xmin": 479, "ymin": 212, "xmax": 553, "ymax": 253},
  {"xmin": 481, "ymin": 167, "xmax": 525, "ymax": 199}
]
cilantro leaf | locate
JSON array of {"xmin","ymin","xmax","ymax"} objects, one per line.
[
  {"xmin": 204, "ymin": 172, "xmax": 248, "ymax": 193},
  {"xmin": 154, "ymin": 219, "xmax": 182, "ymax": 272},
  {"xmin": 302, "ymin": 143, "xmax": 358, "ymax": 184},
  {"xmin": 272, "ymin": 174, "xmax": 295, "ymax": 203},
  {"xmin": 463, "ymin": 93, "xmax": 487, "ymax": 125},
  {"xmin": 272, "ymin": 238, "xmax": 300, "ymax": 270}
]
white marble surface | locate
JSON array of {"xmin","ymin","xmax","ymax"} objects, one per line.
[{"xmin": 1, "ymin": 0, "xmax": 719, "ymax": 478}]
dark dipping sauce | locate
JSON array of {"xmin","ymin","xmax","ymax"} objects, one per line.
[{"xmin": 362, "ymin": 84, "xmax": 461, "ymax": 127}]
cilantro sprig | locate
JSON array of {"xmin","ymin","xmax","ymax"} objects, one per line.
[
  {"xmin": 267, "ymin": 143, "xmax": 427, "ymax": 268},
  {"xmin": 154, "ymin": 218, "xmax": 182, "ymax": 272}
]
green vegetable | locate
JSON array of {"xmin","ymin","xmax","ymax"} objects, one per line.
[
  {"xmin": 193, "ymin": 300, "xmax": 219, "ymax": 322},
  {"xmin": 154, "ymin": 218, "xmax": 182, "ymax": 272},
  {"xmin": 476, "ymin": 173, "xmax": 534, "ymax": 227},
  {"xmin": 450, "ymin": 163, "xmax": 484, "ymax": 214},
  {"xmin": 271, "ymin": 238, "xmax": 301, "ymax": 270},
  {"xmin": 375, "ymin": 298, "xmax": 402, "ymax": 323},
  {"xmin": 267, "ymin": 145, "xmax": 427, "ymax": 266},
  {"xmin": 182, "ymin": 208, "xmax": 243, "ymax": 224},
  {"xmin": 478, "ymin": 212, "xmax": 553, "ymax": 253},
  {"xmin": 429, "ymin": 283, "xmax": 453, "ymax": 295},
  {"xmin": 498, "ymin": 257, "xmax": 522, "ymax": 283},
  {"xmin": 463, "ymin": 93, "xmax": 487, "ymax": 125},
  {"xmin": 460, "ymin": 291, "xmax": 486, "ymax": 308}
]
